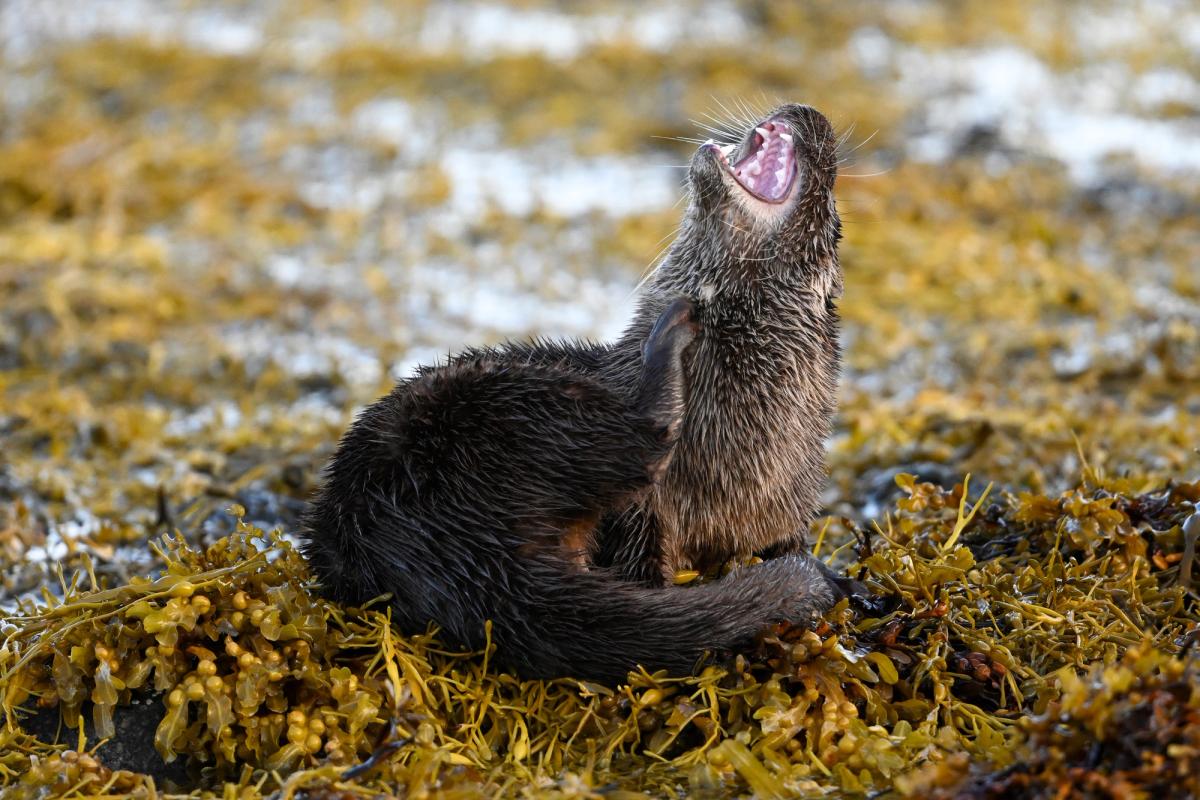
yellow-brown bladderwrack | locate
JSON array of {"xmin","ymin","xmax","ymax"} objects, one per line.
[{"xmin": 2, "ymin": 476, "xmax": 1199, "ymax": 798}]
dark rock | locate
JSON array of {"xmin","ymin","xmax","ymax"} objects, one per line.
[{"xmin": 16, "ymin": 694, "xmax": 193, "ymax": 788}]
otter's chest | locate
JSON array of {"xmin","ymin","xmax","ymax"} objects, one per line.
[
  {"xmin": 683, "ymin": 328, "xmax": 824, "ymax": 479},
  {"xmin": 688, "ymin": 293, "xmax": 836, "ymax": 452},
  {"xmin": 653, "ymin": 308, "xmax": 838, "ymax": 563}
]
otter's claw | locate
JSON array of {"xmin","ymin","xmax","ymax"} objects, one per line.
[{"xmin": 809, "ymin": 557, "xmax": 890, "ymax": 615}]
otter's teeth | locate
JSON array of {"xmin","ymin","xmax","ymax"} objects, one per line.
[
  {"xmin": 719, "ymin": 144, "xmax": 735, "ymax": 157},
  {"xmin": 724, "ymin": 117, "xmax": 796, "ymax": 203}
]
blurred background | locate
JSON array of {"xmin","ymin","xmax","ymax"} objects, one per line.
[{"xmin": 1, "ymin": 0, "xmax": 1198, "ymax": 594}]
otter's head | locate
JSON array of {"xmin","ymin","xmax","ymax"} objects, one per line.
[{"xmin": 672, "ymin": 104, "xmax": 841, "ymax": 284}]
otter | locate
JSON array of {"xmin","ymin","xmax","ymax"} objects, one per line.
[{"xmin": 301, "ymin": 104, "xmax": 853, "ymax": 683}]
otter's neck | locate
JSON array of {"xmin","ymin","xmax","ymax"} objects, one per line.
[{"xmin": 634, "ymin": 223, "xmax": 842, "ymax": 334}]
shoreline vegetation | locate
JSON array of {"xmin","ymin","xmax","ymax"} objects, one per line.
[
  {"xmin": 4, "ymin": 479, "xmax": 1199, "ymax": 797},
  {"xmin": 2, "ymin": 1, "xmax": 1198, "ymax": 796}
]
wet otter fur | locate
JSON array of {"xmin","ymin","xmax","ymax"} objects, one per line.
[
  {"xmin": 302, "ymin": 104, "xmax": 853, "ymax": 683},
  {"xmin": 592, "ymin": 105, "xmax": 845, "ymax": 585}
]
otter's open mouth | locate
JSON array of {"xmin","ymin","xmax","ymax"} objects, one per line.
[{"xmin": 713, "ymin": 119, "xmax": 796, "ymax": 203}]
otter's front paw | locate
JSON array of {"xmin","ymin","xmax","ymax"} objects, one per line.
[
  {"xmin": 642, "ymin": 297, "xmax": 698, "ymax": 363},
  {"xmin": 636, "ymin": 297, "xmax": 699, "ymax": 447}
]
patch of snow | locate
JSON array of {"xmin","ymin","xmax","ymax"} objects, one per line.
[
  {"xmin": 163, "ymin": 402, "xmax": 246, "ymax": 439},
  {"xmin": 220, "ymin": 324, "xmax": 384, "ymax": 389},
  {"xmin": 440, "ymin": 146, "xmax": 679, "ymax": 218},
  {"xmin": 1132, "ymin": 68, "xmax": 1200, "ymax": 110},
  {"xmin": 0, "ymin": 0, "xmax": 263, "ymax": 60},
  {"xmin": 849, "ymin": 26, "xmax": 893, "ymax": 77},
  {"xmin": 351, "ymin": 98, "xmax": 419, "ymax": 148},
  {"xmin": 265, "ymin": 254, "xmax": 306, "ymax": 288},
  {"xmin": 418, "ymin": 1, "xmax": 745, "ymax": 61},
  {"xmin": 628, "ymin": 3, "xmax": 746, "ymax": 50},
  {"xmin": 420, "ymin": 3, "xmax": 601, "ymax": 60},
  {"xmin": 898, "ymin": 45, "xmax": 1200, "ymax": 180}
]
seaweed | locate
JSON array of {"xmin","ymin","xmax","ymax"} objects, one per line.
[
  {"xmin": 2, "ymin": 0, "xmax": 1199, "ymax": 796},
  {"xmin": 3, "ymin": 477, "xmax": 1199, "ymax": 797}
]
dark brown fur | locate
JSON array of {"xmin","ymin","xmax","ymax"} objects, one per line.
[{"xmin": 301, "ymin": 104, "xmax": 852, "ymax": 683}]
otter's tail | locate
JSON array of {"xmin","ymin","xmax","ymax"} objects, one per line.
[
  {"xmin": 301, "ymin": 510, "xmax": 837, "ymax": 683},
  {"xmin": 484, "ymin": 554, "xmax": 838, "ymax": 682}
]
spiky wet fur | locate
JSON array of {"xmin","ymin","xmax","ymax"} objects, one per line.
[
  {"xmin": 301, "ymin": 104, "xmax": 847, "ymax": 683},
  {"xmin": 595, "ymin": 103, "xmax": 844, "ymax": 582}
]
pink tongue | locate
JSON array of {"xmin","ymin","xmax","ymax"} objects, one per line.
[{"xmin": 733, "ymin": 127, "xmax": 792, "ymax": 201}]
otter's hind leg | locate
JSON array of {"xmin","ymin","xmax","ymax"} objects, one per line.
[{"xmin": 593, "ymin": 505, "xmax": 664, "ymax": 585}]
